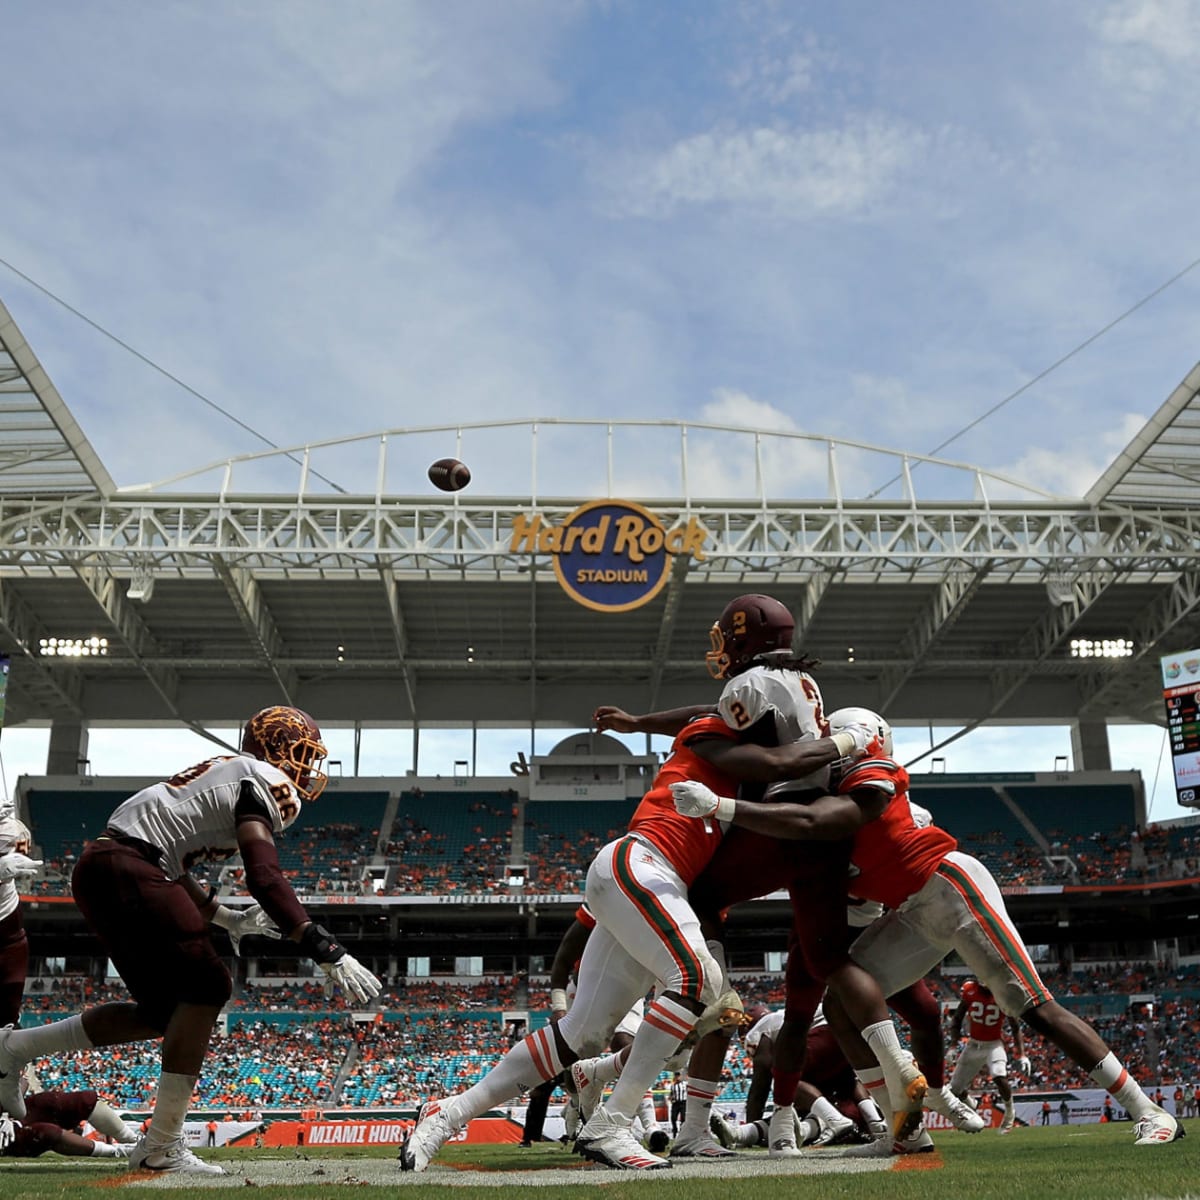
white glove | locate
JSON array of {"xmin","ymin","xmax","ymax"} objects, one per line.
[
  {"xmin": 1015, "ymin": 1055, "xmax": 1031, "ymax": 1075},
  {"xmin": 320, "ymin": 953, "xmax": 383, "ymax": 1006},
  {"xmin": 669, "ymin": 781, "xmax": 736, "ymax": 823},
  {"xmin": 211, "ymin": 904, "xmax": 283, "ymax": 957},
  {"xmin": 830, "ymin": 722, "xmax": 881, "ymax": 759},
  {"xmin": 0, "ymin": 1114, "xmax": 18, "ymax": 1150},
  {"xmin": 0, "ymin": 853, "xmax": 42, "ymax": 883}
]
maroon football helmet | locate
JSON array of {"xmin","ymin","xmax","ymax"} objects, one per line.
[
  {"xmin": 705, "ymin": 594, "xmax": 795, "ymax": 680},
  {"xmin": 241, "ymin": 706, "xmax": 328, "ymax": 801}
]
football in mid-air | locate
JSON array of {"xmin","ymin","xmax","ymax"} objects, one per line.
[{"xmin": 428, "ymin": 458, "xmax": 471, "ymax": 492}]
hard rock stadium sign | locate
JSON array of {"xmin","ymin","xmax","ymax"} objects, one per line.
[{"xmin": 508, "ymin": 500, "xmax": 708, "ymax": 613}]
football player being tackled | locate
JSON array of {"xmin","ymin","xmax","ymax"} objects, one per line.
[
  {"xmin": 669, "ymin": 704, "xmax": 1183, "ymax": 1149},
  {"xmin": 401, "ymin": 647, "xmax": 878, "ymax": 1172},
  {"xmin": 596, "ymin": 595, "xmax": 931, "ymax": 1149},
  {"xmin": 0, "ymin": 706, "xmax": 382, "ymax": 1176}
]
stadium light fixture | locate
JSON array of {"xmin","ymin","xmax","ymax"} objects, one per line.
[
  {"xmin": 1070, "ymin": 638, "xmax": 1134, "ymax": 658},
  {"xmin": 38, "ymin": 636, "xmax": 108, "ymax": 657}
]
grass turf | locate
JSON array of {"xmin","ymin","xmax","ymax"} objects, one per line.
[{"xmin": 0, "ymin": 1122, "xmax": 1190, "ymax": 1200}]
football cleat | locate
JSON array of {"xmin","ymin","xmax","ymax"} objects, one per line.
[
  {"xmin": 569, "ymin": 1058, "xmax": 607, "ymax": 1124},
  {"xmin": 670, "ymin": 1129, "xmax": 736, "ymax": 1158},
  {"xmin": 692, "ymin": 990, "xmax": 748, "ymax": 1040},
  {"xmin": 398, "ymin": 1098, "xmax": 457, "ymax": 1172},
  {"xmin": 1133, "ymin": 1109, "xmax": 1184, "ymax": 1145},
  {"xmin": 812, "ymin": 1112, "xmax": 859, "ymax": 1147},
  {"xmin": 0, "ymin": 1027, "xmax": 27, "ymax": 1119},
  {"xmin": 926, "ymin": 1087, "xmax": 986, "ymax": 1133},
  {"xmin": 767, "ymin": 1106, "xmax": 801, "ymax": 1158},
  {"xmin": 888, "ymin": 1063, "xmax": 928, "ymax": 1140},
  {"xmin": 844, "ymin": 1125, "xmax": 935, "ymax": 1157},
  {"xmin": 128, "ymin": 1137, "xmax": 225, "ymax": 1175},
  {"xmin": 576, "ymin": 1108, "xmax": 672, "ymax": 1170},
  {"xmin": 709, "ymin": 1109, "xmax": 739, "ymax": 1149}
]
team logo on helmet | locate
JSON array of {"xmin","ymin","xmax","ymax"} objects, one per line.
[
  {"xmin": 241, "ymin": 706, "xmax": 328, "ymax": 801},
  {"xmin": 705, "ymin": 594, "xmax": 795, "ymax": 680}
]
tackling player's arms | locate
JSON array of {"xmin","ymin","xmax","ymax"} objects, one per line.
[
  {"xmin": 684, "ymin": 732, "xmax": 849, "ymax": 783},
  {"xmin": 715, "ymin": 784, "xmax": 889, "ymax": 841}
]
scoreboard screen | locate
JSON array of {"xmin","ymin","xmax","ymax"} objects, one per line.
[{"xmin": 1162, "ymin": 650, "xmax": 1200, "ymax": 808}]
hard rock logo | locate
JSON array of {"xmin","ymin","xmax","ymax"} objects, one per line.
[{"xmin": 509, "ymin": 500, "xmax": 708, "ymax": 612}]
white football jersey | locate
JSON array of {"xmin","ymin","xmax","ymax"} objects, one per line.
[
  {"xmin": 744, "ymin": 1008, "xmax": 785, "ymax": 1053},
  {"xmin": 0, "ymin": 817, "xmax": 31, "ymax": 922},
  {"xmin": 719, "ymin": 665, "xmax": 830, "ymax": 790},
  {"xmin": 106, "ymin": 755, "xmax": 302, "ymax": 880}
]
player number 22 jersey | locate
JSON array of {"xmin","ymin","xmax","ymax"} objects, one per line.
[{"xmin": 106, "ymin": 755, "xmax": 302, "ymax": 879}]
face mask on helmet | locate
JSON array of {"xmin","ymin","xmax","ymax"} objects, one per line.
[
  {"xmin": 241, "ymin": 706, "xmax": 329, "ymax": 801},
  {"xmin": 705, "ymin": 594, "xmax": 795, "ymax": 680},
  {"xmin": 827, "ymin": 706, "xmax": 894, "ymax": 758}
]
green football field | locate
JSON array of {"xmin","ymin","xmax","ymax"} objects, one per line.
[{"xmin": 0, "ymin": 1123, "xmax": 1190, "ymax": 1200}]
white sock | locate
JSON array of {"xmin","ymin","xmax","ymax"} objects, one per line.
[
  {"xmin": 607, "ymin": 997, "xmax": 697, "ymax": 1118},
  {"xmin": 858, "ymin": 1095, "xmax": 884, "ymax": 1126},
  {"xmin": 635, "ymin": 1091, "xmax": 659, "ymax": 1135},
  {"xmin": 87, "ymin": 1098, "xmax": 131, "ymax": 1140},
  {"xmin": 856, "ymin": 1066, "xmax": 893, "ymax": 1124},
  {"xmin": 1090, "ymin": 1052, "xmax": 1154, "ymax": 1118},
  {"xmin": 797, "ymin": 1114, "xmax": 820, "ymax": 1144},
  {"xmin": 89, "ymin": 1140, "xmax": 124, "ymax": 1158},
  {"xmin": 446, "ymin": 1026, "xmax": 566, "ymax": 1127},
  {"xmin": 678, "ymin": 1076, "xmax": 720, "ymax": 1138},
  {"xmin": 811, "ymin": 1096, "xmax": 842, "ymax": 1127},
  {"xmin": 587, "ymin": 1051, "xmax": 625, "ymax": 1085},
  {"xmin": 147, "ymin": 1072, "xmax": 197, "ymax": 1148},
  {"xmin": 8, "ymin": 1014, "xmax": 93, "ymax": 1061}
]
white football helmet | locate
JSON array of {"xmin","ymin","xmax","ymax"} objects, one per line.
[
  {"xmin": 0, "ymin": 817, "xmax": 31, "ymax": 857},
  {"xmin": 827, "ymin": 706, "xmax": 893, "ymax": 758}
]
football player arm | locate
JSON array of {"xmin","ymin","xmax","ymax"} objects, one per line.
[
  {"xmin": 594, "ymin": 704, "xmax": 715, "ymax": 737},
  {"xmin": 687, "ymin": 731, "xmax": 868, "ymax": 783},
  {"xmin": 234, "ymin": 818, "xmax": 310, "ymax": 939},
  {"xmin": 723, "ymin": 792, "xmax": 869, "ymax": 841},
  {"xmin": 744, "ymin": 1046, "xmax": 774, "ymax": 1123},
  {"xmin": 1009, "ymin": 1018, "xmax": 1030, "ymax": 1071},
  {"xmin": 548, "ymin": 919, "xmax": 591, "ymax": 1016},
  {"xmin": 949, "ymin": 1000, "xmax": 967, "ymax": 1042}
]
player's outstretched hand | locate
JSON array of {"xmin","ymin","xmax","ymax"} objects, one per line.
[
  {"xmin": 669, "ymin": 780, "xmax": 721, "ymax": 818},
  {"xmin": 0, "ymin": 852, "xmax": 43, "ymax": 883},
  {"xmin": 593, "ymin": 706, "xmax": 640, "ymax": 733},
  {"xmin": 321, "ymin": 954, "xmax": 383, "ymax": 1006},
  {"xmin": 217, "ymin": 904, "xmax": 283, "ymax": 957}
]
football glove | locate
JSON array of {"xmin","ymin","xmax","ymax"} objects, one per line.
[
  {"xmin": 211, "ymin": 903, "xmax": 283, "ymax": 957},
  {"xmin": 0, "ymin": 1114, "xmax": 18, "ymax": 1150},
  {"xmin": 0, "ymin": 852, "xmax": 42, "ymax": 883},
  {"xmin": 669, "ymin": 781, "xmax": 736, "ymax": 823},
  {"xmin": 1015, "ymin": 1055, "xmax": 1032, "ymax": 1075},
  {"xmin": 831, "ymin": 722, "xmax": 884, "ymax": 759},
  {"xmin": 320, "ymin": 953, "xmax": 383, "ymax": 1006}
]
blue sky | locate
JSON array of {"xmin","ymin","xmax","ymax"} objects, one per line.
[{"xmin": 0, "ymin": 0, "xmax": 1196, "ymax": 817}]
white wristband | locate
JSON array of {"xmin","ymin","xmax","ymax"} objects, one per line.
[
  {"xmin": 713, "ymin": 794, "xmax": 737, "ymax": 823},
  {"xmin": 550, "ymin": 988, "xmax": 569, "ymax": 1012},
  {"xmin": 831, "ymin": 731, "xmax": 856, "ymax": 757},
  {"xmin": 210, "ymin": 904, "xmax": 235, "ymax": 930}
]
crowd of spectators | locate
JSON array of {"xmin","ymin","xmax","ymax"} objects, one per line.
[{"xmin": 394, "ymin": 977, "xmax": 519, "ymax": 1010}]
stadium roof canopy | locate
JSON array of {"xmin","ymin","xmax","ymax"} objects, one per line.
[{"xmin": 1, "ymin": 297, "xmax": 1198, "ymax": 741}]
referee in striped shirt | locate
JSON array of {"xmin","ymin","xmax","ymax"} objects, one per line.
[{"xmin": 669, "ymin": 1073, "xmax": 688, "ymax": 1136}]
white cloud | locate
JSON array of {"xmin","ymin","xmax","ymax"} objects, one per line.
[
  {"xmin": 601, "ymin": 114, "xmax": 928, "ymax": 219},
  {"xmin": 995, "ymin": 411, "xmax": 1147, "ymax": 498},
  {"xmin": 1094, "ymin": 0, "xmax": 1200, "ymax": 92}
]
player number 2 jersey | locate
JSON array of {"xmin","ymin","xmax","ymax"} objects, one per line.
[
  {"xmin": 718, "ymin": 665, "xmax": 831, "ymax": 791},
  {"xmin": 106, "ymin": 755, "xmax": 302, "ymax": 879}
]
